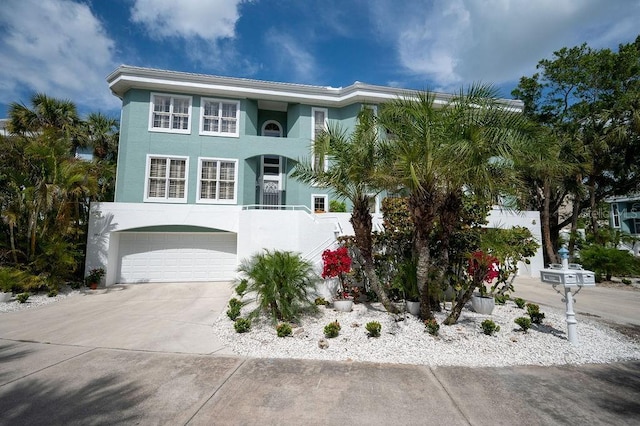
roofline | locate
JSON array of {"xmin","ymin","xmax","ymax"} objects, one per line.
[{"xmin": 106, "ymin": 65, "xmax": 524, "ymax": 111}]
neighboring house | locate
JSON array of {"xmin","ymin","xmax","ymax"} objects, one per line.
[
  {"xmin": 87, "ymin": 65, "xmax": 543, "ymax": 286},
  {"xmin": 607, "ymin": 195, "xmax": 640, "ymax": 255}
]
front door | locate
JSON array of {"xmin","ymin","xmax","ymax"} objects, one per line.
[{"xmin": 260, "ymin": 156, "xmax": 282, "ymax": 207}]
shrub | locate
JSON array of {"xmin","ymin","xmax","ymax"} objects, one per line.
[
  {"xmin": 227, "ymin": 298, "xmax": 243, "ymax": 320},
  {"xmin": 276, "ymin": 323, "xmax": 293, "ymax": 337},
  {"xmin": 324, "ymin": 320, "xmax": 341, "ymax": 338},
  {"xmin": 365, "ymin": 321, "xmax": 382, "ymax": 337},
  {"xmin": 526, "ymin": 303, "xmax": 545, "ymax": 324},
  {"xmin": 481, "ymin": 319, "xmax": 500, "ymax": 336},
  {"xmin": 494, "ymin": 294, "xmax": 508, "ymax": 305},
  {"xmin": 424, "ymin": 319, "xmax": 440, "ymax": 336},
  {"xmin": 622, "ymin": 278, "xmax": 632, "ymax": 285},
  {"xmin": 314, "ymin": 297, "xmax": 328, "ymax": 306},
  {"xmin": 514, "ymin": 297, "xmax": 526, "ymax": 309},
  {"xmin": 514, "ymin": 316, "xmax": 531, "ymax": 332},
  {"xmin": 234, "ymin": 318, "xmax": 251, "ymax": 333},
  {"xmin": 578, "ymin": 245, "xmax": 636, "ymax": 281},
  {"xmin": 47, "ymin": 288, "xmax": 59, "ymax": 297},
  {"xmin": 235, "ymin": 279, "xmax": 248, "ymax": 297},
  {"xmin": 329, "ymin": 200, "xmax": 346, "ymax": 212},
  {"xmin": 237, "ymin": 250, "xmax": 318, "ymax": 322},
  {"xmin": 17, "ymin": 292, "xmax": 30, "ymax": 304}
]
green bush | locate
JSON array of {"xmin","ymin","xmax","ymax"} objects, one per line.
[
  {"xmin": 514, "ymin": 316, "xmax": 531, "ymax": 332},
  {"xmin": 237, "ymin": 250, "xmax": 318, "ymax": 322},
  {"xmin": 622, "ymin": 278, "xmax": 632, "ymax": 285},
  {"xmin": 234, "ymin": 318, "xmax": 251, "ymax": 333},
  {"xmin": 235, "ymin": 279, "xmax": 248, "ymax": 297},
  {"xmin": 526, "ymin": 303, "xmax": 545, "ymax": 324},
  {"xmin": 514, "ymin": 297, "xmax": 526, "ymax": 309},
  {"xmin": 481, "ymin": 319, "xmax": 500, "ymax": 336},
  {"xmin": 16, "ymin": 292, "xmax": 30, "ymax": 303},
  {"xmin": 578, "ymin": 245, "xmax": 636, "ymax": 281},
  {"xmin": 314, "ymin": 297, "xmax": 328, "ymax": 306},
  {"xmin": 424, "ymin": 319, "xmax": 440, "ymax": 336},
  {"xmin": 324, "ymin": 320, "xmax": 341, "ymax": 338},
  {"xmin": 276, "ymin": 323, "xmax": 293, "ymax": 337},
  {"xmin": 329, "ymin": 200, "xmax": 346, "ymax": 212},
  {"xmin": 494, "ymin": 294, "xmax": 509, "ymax": 305},
  {"xmin": 365, "ymin": 321, "xmax": 382, "ymax": 337},
  {"xmin": 47, "ymin": 288, "xmax": 59, "ymax": 297}
]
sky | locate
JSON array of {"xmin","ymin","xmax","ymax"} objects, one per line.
[{"xmin": 0, "ymin": 0, "xmax": 639, "ymax": 119}]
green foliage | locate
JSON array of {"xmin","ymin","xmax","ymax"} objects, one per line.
[
  {"xmin": 494, "ymin": 294, "xmax": 509, "ymax": 305},
  {"xmin": 323, "ymin": 320, "xmax": 341, "ymax": 338},
  {"xmin": 424, "ymin": 319, "xmax": 440, "ymax": 336},
  {"xmin": 235, "ymin": 279, "xmax": 248, "ymax": 297},
  {"xmin": 514, "ymin": 297, "xmax": 526, "ymax": 309},
  {"xmin": 622, "ymin": 278, "xmax": 632, "ymax": 285},
  {"xmin": 314, "ymin": 297, "xmax": 328, "ymax": 306},
  {"xmin": 237, "ymin": 250, "xmax": 318, "ymax": 322},
  {"xmin": 227, "ymin": 298, "xmax": 242, "ymax": 321},
  {"xmin": 578, "ymin": 245, "xmax": 637, "ymax": 281},
  {"xmin": 329, "ymin": 200, "xmax": 346, "ymax": 212},
  {"xmin": 481, "ymin": 319, "xmax": 500, "ymax": 336},
  {"xmin": 47, "ymin": 288, "xmax": 58, "ymax": 297},
  {"xmin": 365, "ymin": 321, "xmax": 382, "ymax": 337},
  {"xmin": 16, "ymin": 292, "xmax": 30, "ymax": 303},
  {"xmin": 515, "ymin": 316, "xmax": 531, "ymax": 332},
  {"xmin": 276, "ymin": 323, "xmax": 293, "ymax": 337},
  {"xmin": 233, "ymin": 318, "xmax": 251, "ymax": 333},
  {"xmin": 526, "ymin": 303, "xmax": 545, "ymax": 324}
]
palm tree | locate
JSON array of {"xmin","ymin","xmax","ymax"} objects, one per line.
[
  {"xmin": 379, "ymin": 84, "xmax": 530, "ymax": 320},
  {"xmin": 292, "ymin": 108, "xmax": 399, "ymax": 313},
  {"xmin": 83, "ymin": 112, "xmax": 119, "ymax": 161}
]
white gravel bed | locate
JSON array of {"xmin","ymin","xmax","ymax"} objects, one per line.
[
  {"xmin": 0, "ymin": 287, "xmax": 81, "ymax": 314},
  {"xmin": 213, "ymin": 299, "xmax": 640, "ymax": 367}
]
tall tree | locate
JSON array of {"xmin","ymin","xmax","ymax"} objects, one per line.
[
  {"xmin": 293, "ymin": 107, "xmax": 399, "ymax": 313},
  {"xmin": 379, "ymin": 84, "xmax": 529, "ymax": 320}
]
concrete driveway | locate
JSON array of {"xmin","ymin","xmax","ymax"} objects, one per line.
[{"xmin": 1, "ymin": 282, "xmax": 639, "ymax": 425}]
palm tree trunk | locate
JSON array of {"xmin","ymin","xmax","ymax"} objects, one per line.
[
  {"xmin": 568, "ymin": 192, "xmax": 581, "ymax": 257},
  {"xmin": 350, "ymin": 198, "xmax": 398, "ymax": 313},
  {"xmin": 443, "ymin": 282, "xmax": 477, "ymax": 325},
  {"xmin": 541, "ymin": 179, "xmax": 557, "ymax": 265},
  {"xmin": 416, "ymin": 241, "xmax": 434, "ymax": 320},
  {"xmin": 9, "ymin": 222, "xmax": 18, "ymax": 264}
]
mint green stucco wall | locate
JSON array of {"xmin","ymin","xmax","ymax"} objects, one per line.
[{"xmin": 114, "ymin": 89, "xmax": 373, "ymax": 210}]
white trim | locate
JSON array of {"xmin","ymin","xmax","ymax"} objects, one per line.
[
  {"xmin": 148, "ymin": 92, "xmax": 192, "ymax": 134},
  {"xmin": 612, "ymin": 203, "xmax": 620, "ymax": 228},
  {"xmin": 261, "ymin": 120, "xmax": 283, "ymax": 137},
  {"xmin": 312, "ymin": 194, "xmax": 328, "ymax": 213},
  {"xmin": 196, "ymin": 157, "xmax": 238, "ymax": 204},
  {"xmin": 143, "ymin": 154, "xmax": 189, "ymax": 203},
  {"xmin": 311, "ymin": 107, "xmax": 328, "ymax": 172},
  {"xmin": 199, "ymin": 98, "xmax": 240, "ymax": 138},
  {"xmin": 367, "ymin": 193, "xmax": 380, "ymax": 214}
]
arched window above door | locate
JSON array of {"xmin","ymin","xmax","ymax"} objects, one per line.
[{"xmin": 261, "ymin": 120, "xmax": 283, "ymax": 137}]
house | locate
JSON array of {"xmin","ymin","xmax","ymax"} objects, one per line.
[
  {"xmin": 607, "ymin": 195, "xmax": 640, "ymax": 255},
  {"xmin": 86, "ymin": 65, "xmax": 543, "ymax": 286}
]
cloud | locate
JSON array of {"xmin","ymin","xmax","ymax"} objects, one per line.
[
  {"xmin": 264, "ymin": 30, "xmax": 318, "ymax": 83},
  {"xmin": 0, "ymin": 0, "xmax": 119, "ymax": 113},
  {"xmin": 371, "ymin": 0, "xmax": 640, "ymax": 90},
  {"xmin": 130, "ymin": 0, "xmax": 246, "ymax": 40}
]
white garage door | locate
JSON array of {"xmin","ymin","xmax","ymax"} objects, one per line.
[{"xmin": 117, "ymin": 232, "xmax": 237, "ymax": 283}]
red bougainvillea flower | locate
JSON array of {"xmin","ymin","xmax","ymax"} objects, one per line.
[
  {"xmin": 467, "ymin": 250, "xmax": 499, "ymax": 283},
  {"xmin": 321, "ymin": 246, "xmax": 352, "ymax": 279}
]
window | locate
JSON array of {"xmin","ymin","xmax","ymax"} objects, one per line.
[
  {"xmin": 312, "ymin": 194, "xmax": 328, "ymax": 213},
  {"xmin": 145, "ymin": 155, "xmax": 188, "ymax": 202},
  {"xmin": 197, "ymin": 158, "xmax": 238, "ymax": 204},
  {"xmin": 311, "ymin": 107, "xmax": 328, "ymax": 171},
  {"xmin": 200, "ymin": 98, "xmax": 240, "ymax": 137},
  {"xmin": 261, "ymin": 120, "xmax": 283, "ymax": 137},
  {"xmin": 149, "ymin": 93, "xmax": 191, "ymax": 134},
  {"xmin": 612, "ymin": 204, "xmax": 620, "ymax": 228}
]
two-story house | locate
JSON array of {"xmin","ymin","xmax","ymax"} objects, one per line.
[{"xmin": 86, "ymin": 65, "xmax": 544, "ymax": 286}]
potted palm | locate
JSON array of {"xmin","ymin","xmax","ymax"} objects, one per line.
[{"xmin": 85, "ymin": 268, "xmax": 105, "ymax": 290}]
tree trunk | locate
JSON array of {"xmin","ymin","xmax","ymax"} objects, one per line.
[
  {"xmin": 416, "ymin": 241, "xmax": 434, "ymax": 320},
  {"xmin": 9, "ymin": 222, "xmax": 18, "ymax": 264},
  {"xmin": 588, "ymin": 182, "xmax": 600, "ymax": 244},
  {"xmin": 443, "ymin": 282, "xmax": 477, "ymax": 325},
  {"xmin": 568, "ymin": 192, "xmax": 582, "ymax": 258},
  {"xmin": 409, "ymin": 190, "xmax": 437, "ymax": 320},
  {"xmin": 541, "ymin": 179, "xmax": 557, "ymax": 265},
  {"xmin": 350, "ymin": 197, "xmax": 398, "ymax": 314}
]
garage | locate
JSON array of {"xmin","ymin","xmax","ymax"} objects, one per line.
[{"xmin": 117, "ymin": 232, "xmax": 237, "ymax": 283}]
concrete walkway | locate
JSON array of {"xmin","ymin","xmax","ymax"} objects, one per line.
[{"xmin": 1, "ymin": 281, "xmax": 639, "ymax": 425}]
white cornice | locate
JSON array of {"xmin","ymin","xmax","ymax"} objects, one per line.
[{"xmin": 106, "ymin": 65, "xmax": 524, "ymax": 110}]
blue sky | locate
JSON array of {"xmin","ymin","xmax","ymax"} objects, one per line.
[{"xmin": 1, "ymin": 0, "xmax": 639, "ymax": 119}]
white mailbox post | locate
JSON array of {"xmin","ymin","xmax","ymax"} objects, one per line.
[{"xmin": 539, "ymin": 247, "xmax": 595, "ymax": 344}]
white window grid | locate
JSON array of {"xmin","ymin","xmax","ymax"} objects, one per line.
[
  {"xmin": 312, "ymin": 194, "xmax": 328, "ymax": 213},
  {"xmin": 311, "ymin": 107, "xmax": 328, "ymax": 172},
  {"xmin": 200, "ymin": 98, "xmax": 240, "ymax": 137},
  {"xmin": 149, "ymin": 93, "xmax": 192, "ymax": 134},
  {"xmin": 197, "ymin": 157, "xmax": 238, "ymax": 204},
  {"xmin": 145, "ymin": 155, "xmax": 188, "ymax": 203}
]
